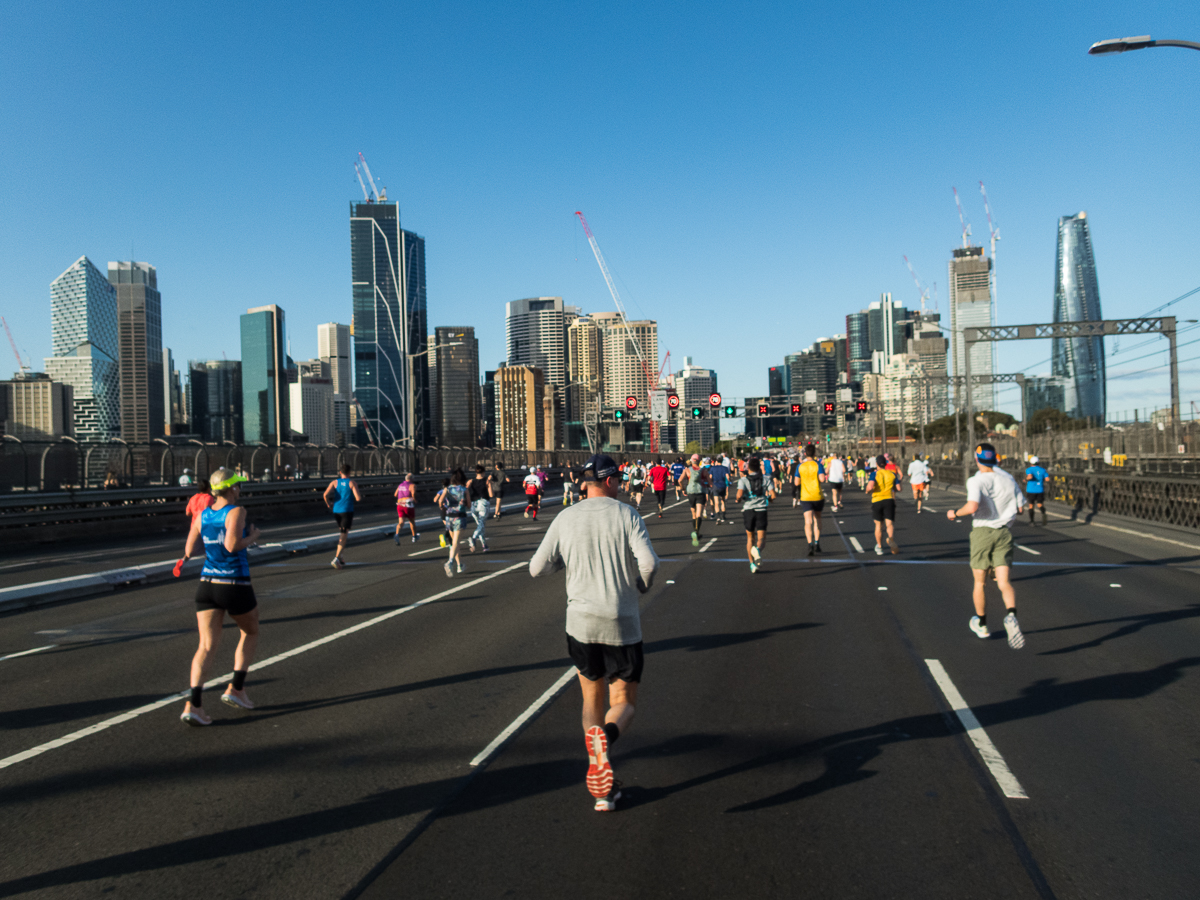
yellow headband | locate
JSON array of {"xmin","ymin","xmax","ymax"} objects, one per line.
[{"xmin": 211, "ymin": 473, "xmax": 248, "ymax": 494}]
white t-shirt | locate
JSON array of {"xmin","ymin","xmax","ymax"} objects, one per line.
[
  {"xmin": 907, "ymin": 460, "xmax": 929, "ymax": 485},
  {"xmin": 966, "ymin": 468, "xmax": 1024, "ymax": 529},
  {"xmin": 827, "ymin": 458, "xmax": 846, "ymax": 484}
]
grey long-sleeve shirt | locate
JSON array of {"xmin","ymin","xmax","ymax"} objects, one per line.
[{"xmin": 529, "ymin": 496, "xmax": 660, "ymax": 645}]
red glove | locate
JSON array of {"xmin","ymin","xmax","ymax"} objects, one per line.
[{"xmin": 173, "ymin": 558, "xmax": 186, "ymax": 578}]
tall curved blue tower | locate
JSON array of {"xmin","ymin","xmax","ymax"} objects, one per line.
[{"xmin": 1052, "ymin": 212, "xmax": 1105, "ymax": 421}]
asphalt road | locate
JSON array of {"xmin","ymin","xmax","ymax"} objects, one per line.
[{"xmin": 1, "ymin": 482, "xmax": 1197, "ymax": 899}]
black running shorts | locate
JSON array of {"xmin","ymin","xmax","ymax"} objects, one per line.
[
  {"xmin": 800, "ymin": 499, "xmax": 825, "ymax": 513},
  {"xmin": 195, "ymin": 579, "xmax": 258, "ymax": 616},
  {"xmin": 655, "ymin": 489, "xmax": 666, "ymax": 504},
  {"xmin": 688, "ymin": 493, "xmax": 707, "ymax": 509},
  {"xmin": 334, "ymin": 512, "xmax": 354, "ymax": 531},
  {"xmin": 872, "ymin": 498, "xmax": 896, "ymax": 521},
  {"xmin": 743, "ymin": 508, "xmax": 768, "ymax": 532},
  {"xmin": 567, "ymin": 635, "xmax": 644, "ymax": 683}
]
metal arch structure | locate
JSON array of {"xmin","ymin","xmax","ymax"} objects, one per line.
[{"xmin": 961, "ymin": 316, "xmax": 1178, "ymax": 482}]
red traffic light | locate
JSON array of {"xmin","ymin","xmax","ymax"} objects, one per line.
[
  {"xmin": 790, "ymin": 404, "xmax": 801, "ymax": 415},
  {"xmin": 856, "ymin": 401, "xmax": 867, "ymax": 412},
  {"xmin": 625, "ymin": 396, "xmax": 638, "ymax": 410},
  {"xmin": 823, "ymin": 402, "xmax": 835, "ymax": 414},
  {"xmin": 758, "ymin": 404, "xmax": 769, "ymax": 416},
  {"xmin": 667, "ymin": 394, "xmax": 680, "ymax": 409},
  {"xmin": 708, "ymin": 393, "xmax": 722, "ymax": 407}
]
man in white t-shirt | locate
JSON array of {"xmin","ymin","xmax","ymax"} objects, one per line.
[
  {"xmin": 946, "ymin": 443, "xmax": 1025, "ymax": 650},
  {"xmin": 906, "ymin": 456, "xmax": 931, "ymax": 514},
  {"xmin": 826, "ymin": 455, "xmax": 846, "ymax": 511}
]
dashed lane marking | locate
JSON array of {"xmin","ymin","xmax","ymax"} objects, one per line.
[
  {"xmin": 699, "ymin": 538, "xmax": 718, "ymax": 553},
  {"xmin": 925, "ymin": 658, "xmax": 1027, "ymax": 799},
  {"xmin": 849, "ymin": 536, "xmax": 865, "ymax": 553},
  {"xmin": 1016, "ymin": 544, "xmax": 1042, "ymax": 556},
  {"xmin": 0, "ymin": 644, "xmax": 56, "ymax": 662},
  {"xmin": 0, "ymin": 562, "xmax": 528, "ymax": 772},
  {"xmin": 470, "ymin": 666, "xmax": 578, "ymax": 767}
]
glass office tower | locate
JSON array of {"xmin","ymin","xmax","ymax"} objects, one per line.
[
  {"xmin": 350, "ymin": 201, "xmax": 430, "ymax": 446},
  {"xmin": 1052, "ymin": 212, "xmax": 1105, "ymax": 421},
  {"xmin": 240, "ymin": 305, "xmax": 289, "ymax": 446},
  {"xmin": 109, "ymin": 261, "xmax": 164, "ymax": 442}
]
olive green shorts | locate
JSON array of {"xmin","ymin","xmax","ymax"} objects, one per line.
[{"xmin": 969, "ymin": 526, "xmax": 1014, "ymax": 570}]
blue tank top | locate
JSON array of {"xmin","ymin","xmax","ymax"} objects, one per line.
[
  {"xmin": 200, "ymin": 505, "xmax": 250, "ymax": 580},
  {"xmin": 332, "ymin": 477, "xmax": 355, "ymax": 513}
]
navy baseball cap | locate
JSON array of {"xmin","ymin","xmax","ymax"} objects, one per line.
[
  {"xmin": 582, "ymin": 453, "xmax": 620, "ymax": 480},
  {"xmin": 975, "ymin": 443, "xmax": 998, "ymax": 464}
]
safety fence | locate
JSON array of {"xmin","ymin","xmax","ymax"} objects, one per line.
[
  {"xmin": 0, "ymin": 439, "xmax": 592, "ymax": 494},
  {"xmin": 928, "ymin": 463, "xmax": 1200, "ymax": 532}
]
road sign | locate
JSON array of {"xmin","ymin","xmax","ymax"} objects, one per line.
[
  {"xmin": 650, "ymin": 390, "xmax": 668, "ymax": 422},
  {"xmin": 625, "ymin": 396, "xmax": 638, "ymax": 410},
  {"xmin": 709, "ymin": 393, "xmax": 722, "ymax": 407},
  {"xmin": 804, "ymin": 389, "xmax": 817, "ymax": 403},
  {"xmin": 837, "ymin": 387, "xmax": 853, "ymax": 402},
  {"xmin": 667, "ymin": 394, "xmax": 680, "ymax": 409}
]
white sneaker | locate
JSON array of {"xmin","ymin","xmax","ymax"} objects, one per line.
[
  {"xmin": 970, "ymin": 615, "xmax": 990, "ymax": 639},
  {"xmin": 443, "ymin": 561, "xmax": 454, "ymax": 578},
  {"xmin": 750, "ymin": 545, "xmax": 761, "ymax": 563},
  {"xmin": 456, "ymin": 561, "xmax": 465, "ymax": 574},
  {"xmin": 466, "ymin": 537, "xmax": 476, "ymax": 553},
  {"xmin": 874, "ymin": 544, "xmax": 884, "ymax": 556},
  {"xmin": 1003, "ymin": 612, "xmax": 1025, "ymax": 649},
  {"xmin": 749, "ymin": 561, "xmax": 758, "ymax": 574}
]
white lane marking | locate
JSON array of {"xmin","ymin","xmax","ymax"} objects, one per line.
[
  {"xmin": 1015, "ymin": 544, "xmax": 1042, "ymax": 556},
  {"xmin": 1110, "ymin": 583, "xmax": 1122, "ymax": 588},
  {"xmin": 925, "ymin": 659, "xmax": 1027, "ymax": 799},
  {"xmin": 470, "ymin": 666, "xmax": 578, "ymax": 767},
  {"xmin": 665, "ymin": 580, "xmax": 675, "ymax": 584},
  {"xmin": 409, "ymin": 545, "xmax": 447, "ymax": 557},
  {"xmin": 699, "ymin": 538, "xmax": 717, "ymax": 553},
  {"xmin": 877, "ymin": 586, "xmax": 888, "ymax": 591},
  {"xmin": 0, "ymin": 644, "xmax": 56, "ymax": 662},
  {"xmin": 849, "ymin": 536, "xmax": 865, "ymax": 553},
  {"xmin": 0, "ymin": 562, "xmax": 528, "ymax": 772}
]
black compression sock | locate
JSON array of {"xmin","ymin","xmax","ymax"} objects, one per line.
[
  {"xmin": 1007, "ymin": 607, "xmax": 1017, "ymax": 618},
  {"xmin": 977, "ymin": 616, "xmax": 987, "ymax": 628},
  {"xmin": 232, "ymin": 669, "xmax": 248, "ymax": 691},
  {"xmin": 190, "ymin": 686, "xmax": 203, "ymax": 706},
  {"xmin": 603, "ymin": 722, "xmax": 620, "ymax": 745}
]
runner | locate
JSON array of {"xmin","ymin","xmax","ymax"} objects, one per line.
[
  {"xmin": 443, "ymin": 468, "xmax": 471, "ymax": 577},
  {"xmin": 1025, "ymin": 455, "xmax": 1048, "ymax": 525},
  {"xmin": 679, "ymin": 453, "xmax": 710, "ymax": 546},
  {"xmin": 947, "ymin": 443, "xmax": 1026, "ymax": 649},
  {"xmin": 523, "ymin": 466, "xmax": 543, "ymax": 520},
  {"xmin": 794, "ymin": 444, "xmax": 826, "ymax": 556},
  {"xmin": 708, "ymin": 456, "xmax": 730, "ymax": 523},
  {"xmin": 856, "ymin": 456, "xmax": 867, "ymax": 490},
  {"xmin": 736, "ymin": 455, "xmax": 776, "ymax": 573},
  {"xmin": 826, "ymin": 452, "xmax": 846, "ymax": 512},
  {"xmin": 789, "ymin": 454, "xmax": 802, "ymax": 508},
  {"xmin": 489, "ymin": 462, "xmax": 509, "ymax": 518},
  {"xmin": 323, "ymin": 464, "xmax": 362, "ymax": 569},
  {"xmin": 865, "ymin": 454, "xmax": 899, "ymax": 555},
  {"xmin": 178, "ymin": 468, "xmax": 261, "ymax": 726},
  {"xmin": 670, "ymin": 458, "xmax": 685, "ymax": 500},
  {"xmin": 393, "ymin": 473, "xmax": 420, "ymax": 544},
  {"xmin": 466, "ymin": 464, "xmax": 491, "ymax": 552},
  {"xmin": 647, "ymin": 458, "xmax": 670, "ymax": 517},
  {"xmin": 907, "ymin": 454, "xmax": 931, "ymax": 514},
  {"xmin": 529, "ymin": 453, "xmax": 659, "ymax": 812},
  {"xmin": 628, "ymin": 460, "xmax": 646, "ymax": 509},
  {"xmin": 185, "ymin": 480, "xmax": 214, "ymax": 523},
  {"xmin": 434, "ymin": 478, "xmax": 452, "ymax": 548}
]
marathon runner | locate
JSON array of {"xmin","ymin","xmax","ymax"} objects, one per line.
[
  {"xmin": 179, "ymin": 468, "xmax": 260, "ymax": 726},
  {"xmin": 647, "ymin": 459, "xmax": 670, "ymax": 518},
  {"xmin": 324, "ymin": 464, "xmax": 362, "ymax": 569},
  {"xmin": 826, "ymin": 452, "xmax": 846, "ymax": 512},
  {"xmin": 736, "ymin": 456, "xmax": 776, "ymax": 573},
  {"xmin": 788, "ymin": 455, "xmax": 802, "ymax": 508},
  {"xmin": 907, "ymin": 454, "xmax": 931, "ymax": 514},
  {"xmin": 466, "ymin": 464, "xmax": 491, "ymax": 552},
  {"xmin": 529, "ymin": 453, "xmax": 659, "ymax": 812},
  {"xmin": 865, "ymin": 454, "xmax": 899, "ymax": 555},
  {"xmin": 670, "ymin": 458, "xmax": 685, "ymax": 500},
  {"xmin": 679, "ymin": 453, "xmax": 710, "ymax": 546},
  {"xmin": 708, "ymin": 456, "xmax": 730, "ymax": 523},
  {"xmin": 947, "ymin": 443, "xmax": 1026, "ymax": 649},
  {"xmin": 489, "ymin": 462, "xmax": 509, "ymax": 518},
  {"xmin": 795, "ymin": 444, "xmax": 826, "ymax": 555},
  {"xmin": 855, "ymin": 456, "xmax": 867, "ymax": 490},
  {"xmin": 523, "ymin": 467, "xmax": 543, "ymax": 520},
  {"xmin": 1025, "ymin": 455, "xmax": 1048, "ymax": 525},
  {"xmin": 628, "ymin": 460, "xmax": 646, "ymax": 509},
  {"xmin": 443, "ymin": 469, "xmax": 471, "ymax": 577},
  {"xmin": 393, "ymin": 473, "xmax": 420, "ymax": 544}
]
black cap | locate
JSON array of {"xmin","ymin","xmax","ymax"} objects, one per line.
[{"xmin": 582, "ymin": 453, "xmax": 619, "ymax": 480}]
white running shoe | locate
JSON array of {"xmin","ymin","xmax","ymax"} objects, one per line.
[
  {"xmin": 466, "ymin": 537, "xmax": 476, "ymax": 552},
  {"xmin": 456, "ymin": 561, "xmax": 465, "ymax": 574},
  {"xmin": 749, "ymin": 561, "xmax": 758, "ymax": 574},
  {"xmin": 443, "ymin": 561, "xmax": 454, "ymax": 578},
  {"xmin": 874, "ymin": 544, "xmax": 884, "ymax": 556},
  {"xmin": 1004, "ymin": 612, "xmax": 1025, "ymax": 649},
  {"xmin": 594, "ymin": 783, "xmax": 623, "ymax": 812},
  {"xmin": 180, "ymin": 708, "xmax": 211, "ymax": 726},
  {"xmin": 970, "ymin": 615, "xmax": 990, "ymax": 639},
  {"xmin": 750, "ymin": 545, "xmax": 761, "ymax": 563},
  {"xmin": 331, "ymin": 557, "xmax": 345, "ymax": 569},
  {"xmin": 412, "ymin": 533, "xmax": 419, "ymax": 543},
  {"xmin": 221, "ymin": 688, "xmax": 254, "ymax": 710}
]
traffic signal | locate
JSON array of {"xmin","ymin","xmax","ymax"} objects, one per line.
[
  {"xmin": 856, "ymin": 401, "xmax": 867, "ymax": 413},
  {"xmin": 625, "ymin": 396, "xmax": 637, "ymax": 410},
  {"xmin": 790, "ymin": 404, "xmax": 801, "ymax": 415},
  {"xmin": 724, "ymin": 405, "xmax": 737, "ymax": 417},
  {"xmin": 614, "ymin": 409, "xmax": 626, "ymax": 421},
  {"xmin": 823, "ymin": 402, "xmax": 835, "ymax": 414},
  {"xmin": 758, "ymin": 404, "xmax": 769, "ymax": 416},
  {"xmin": 692, "ymin": 407, "xmax": 703, "ymax": 418}
]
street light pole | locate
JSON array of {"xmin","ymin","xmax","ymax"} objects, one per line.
[{"xmin": 1089, "ymin": 35, "xmax": 1200, "ymax": 54}]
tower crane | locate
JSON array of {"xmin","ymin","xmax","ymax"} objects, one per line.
[
  {"xmin": 903, "ymin": 256, "xmax": 931, "ymax": 310},
  {"xmin": 2, "ymin": 316, "xmax": 31, "ymax": 376},
  {"xmin": 356, "ymin": 152, "xmax": 385, "ymax": 202},
  {"xmin": 952, "ymin": 187, "xmax": 973, "ymax": 249},
  {"xmin": 980, "ymin": 181, "xmax": 1000, "ymax": 322},
  {"xmin": 574, "ymin": 211, "xmax": 661, "ymax": 453}
]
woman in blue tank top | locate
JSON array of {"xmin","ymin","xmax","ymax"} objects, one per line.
[
  {"xmin": 178, "ymin": 467, "xmax": 262, "ymax": 726},
  {"xmin": 324, "ymin": 463, "xmax": 362, "ymax": 569}
]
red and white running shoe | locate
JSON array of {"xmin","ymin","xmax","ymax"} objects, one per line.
[{"xmin": 585, "ymin": 725, "xmax": 613, "ymax": 798}]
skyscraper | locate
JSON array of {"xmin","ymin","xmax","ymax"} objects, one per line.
[
  {"xmin": 240, "ymin": 305, "xmax": 289, "ymax": 445},
  {"xmin": 431, "ymin": 326, "xmax": 480, "ymax": 446},
  {"xmin": 289, "ymin": 361, "xmax": 334, "ymax": 445},
  {"xmin": 43, "ymin": 256, "xmax": 119, "ymax": 441},
  {"xmin": 592, "ymin": 312, "xmax": 659, "ymax": 410},
  {"xmin": 163, "ymin": 348, "xmax": 184, "ymax": 433},
  {"xmin": 1052, "ymin": 212, "xmax": 1105, "ymax": 421},
  {"xmin": 949, "ymin": 245, "xmax": 995, "ymax": 411},
  {"xmin": 187, "ymin": 360, "xmax": 243, "ymax": 443},
  {"xmin": 350, "ymin": 201, "xmax": 430, "ymax": 446},
  {"xmin": 317, "ymin": 322, "xmax": 352, "ymax": 446},
  {"xmin": 505, "ymin": 297, "xmax": 577, "ymax": 388},
  {"xmin": 675, "ymin": 357, "xmax": 717, "ymax": 451},
  {"xmin": 109, "ymin": 261, "xmax": 163, "ymax": 442},
  {"xmin": 496, "ymin": 365, "xmax": 548, "ymax": 451}
]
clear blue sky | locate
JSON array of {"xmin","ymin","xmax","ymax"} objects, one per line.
[{"xmin": 2, "ymin": 1, "xmax": 1198, "ymax": 424}]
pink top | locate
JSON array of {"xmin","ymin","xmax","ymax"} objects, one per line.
[{"xmin": 395, "ymin": 482, "xmax": 415, "ymax": 507}]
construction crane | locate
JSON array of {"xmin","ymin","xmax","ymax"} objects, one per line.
[
  {"xmin": 903, "ymin": 256, "xmax": 931, "ymax": 310},
  {"xmin": 574, "ymin": 211, "xmax": 661, "ymax": 453},
  {"xmin": 980, "ymin": 181, "xmax": 1001, "ymax": 322},
  {"xmin": 355, "ymin": 152, "xmax": 385, "ymax": 202},
  {"xmin": 2, "ymin": 316, "xmax": 31, "ymax": 376},
  {"xmin": 952, "ymin": 186, "xmax": 973, "ymax": 249}
]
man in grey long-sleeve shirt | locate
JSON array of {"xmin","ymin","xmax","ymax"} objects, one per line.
[{"xmin": 530, "ymin": 453, "xmax": 659, "ymax": 812}]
